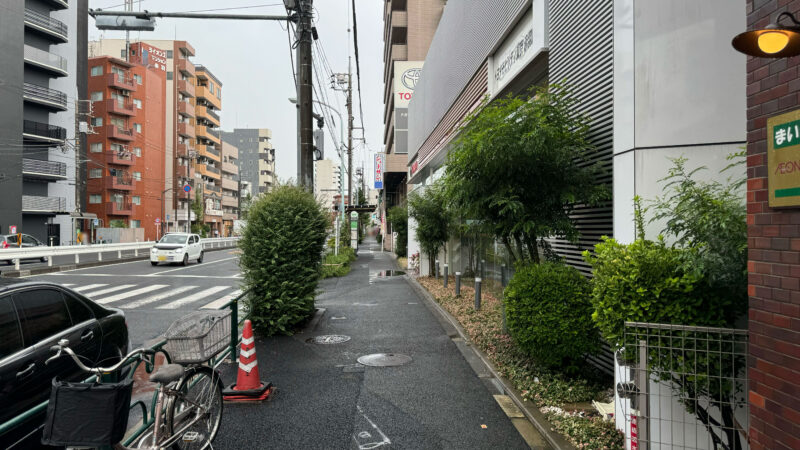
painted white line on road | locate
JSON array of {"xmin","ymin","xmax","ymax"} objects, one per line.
[
  {"xmin": 156, "ymin": 286, "xmax": 230, "ymax": 309},
  {"xmin": 41, "ymin": 273, "xmax": 241, "ymax": 279},
  {"xmin": 73, "ymin": 283, "xmax": 108, "ymax": 292},
  {"xmin": 200, "ymin": 290, "xmax": 242, "ymax": 309},
  {"xmin": 61, "ymin": 283, "xmax": 75, "ymax": 287},
  {"xmin": 95, "ymin": 284, "xmax": 170, "ymax": 305},
  {"xmin": 120, "ymin": 285, "xmax": 197, "ymax": 309},
  {"xmin": 148, "ymin": 257, "xmax": 238, "ymax": 276},
  {"xmin": 82, "ymin": 284, "xmax": 136, "ymax": 298}
]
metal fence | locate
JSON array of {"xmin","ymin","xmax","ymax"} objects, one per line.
[{"xmin": 620, "ymin": 322, "xmax": 749, "ymax": 450}]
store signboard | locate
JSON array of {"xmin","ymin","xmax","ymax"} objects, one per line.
[
  {"xmin": 487, "ymin": 2, "xmax": 547, "ymax": 98},
  {"xmin": 374, "ymin": 153, "xmax": 384, "ymax": 189},
  {"xmin": 394, "ymin": 61, "xmax": 424, "ymax": 154},
  {"xmin": 768, "ymin": 109, "xmax": 800, "ymax": 207}
]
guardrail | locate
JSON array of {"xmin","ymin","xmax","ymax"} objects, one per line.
[
  {"xmin": 0, "ymin": 290, "xmax": 247, "ymax": 445},
  {"xmin": 1, "ymin": 237, "xmax": 239, "ymax": 270}
]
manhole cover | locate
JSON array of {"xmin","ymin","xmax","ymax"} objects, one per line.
[
  {"xmin": 374, "ymin": 270, "xmax": 406, "ymax": 277},
  {"xmin": 306, "ymin": 335, "xmax": 351, "ymax": 344},
  {"xmin": 357, "ymin": 353, "xmax": 412, "ymax": 367}
]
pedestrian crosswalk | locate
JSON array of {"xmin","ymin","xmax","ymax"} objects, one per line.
[{"xmin": 60, "ymin": 282, "xmax": 242, "ymax": 311}]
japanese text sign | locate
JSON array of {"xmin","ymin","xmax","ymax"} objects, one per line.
[{"xmin": 768, "ymin": 109, "xmax": 800, "ymax": 207}]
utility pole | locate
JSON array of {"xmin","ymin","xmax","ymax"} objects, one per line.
[
  {"xmin": 347, "ymin": 63, "xmax": 353, "ymax": 206},
  {"xmin": 295, "ymin": 0, "xmax": 314, "ymax": 190}
]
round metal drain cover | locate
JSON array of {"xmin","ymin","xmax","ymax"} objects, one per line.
[
  {"xmin": 306, "ymin": 335, "xmax": 351, "ymax": 344},
  {"xmin": 375, "ymin": 270, "xmax": 406, "ymax": 277},
  {"xmin": 357, "ymin": 353, "xmax": 412, "ymax": 367}
]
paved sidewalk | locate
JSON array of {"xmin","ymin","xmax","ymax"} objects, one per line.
[{"xmin": 215, "ymin": 239, "xmax": 541, "ymax": 449}]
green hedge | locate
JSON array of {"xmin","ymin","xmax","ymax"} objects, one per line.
[
  {"xmin": 321, "ymin": 247, "xmax": 356, "ymax": 278},
  {"xmin": 239, "ymin": 185, "xmax": 328, "ymax": 335},
  {"xmin": 504, "ymin": 262, "xmax": 600, "ymax": 372}
]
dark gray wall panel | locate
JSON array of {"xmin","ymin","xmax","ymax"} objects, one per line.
[{"xmin": 0, "ymin": 0, "xmax": 25, "ymax": 233}]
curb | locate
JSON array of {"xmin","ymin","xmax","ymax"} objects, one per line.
[
  {"xmin": 406, "ymin": 275, "xmax": 577, "ymax": 450},
  {"xmin": 0, "ymin": 245, "xmax": 237, "ymax": 278}
]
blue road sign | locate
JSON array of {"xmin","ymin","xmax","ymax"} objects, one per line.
[{"xmin": 184, "ymin": 184, "xmax": 191, "ymax": 192}]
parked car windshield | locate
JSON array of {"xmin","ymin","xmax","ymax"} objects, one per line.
[{"xmin": 159, "ymin": 235, "xmax": 188, "ymax": 244}]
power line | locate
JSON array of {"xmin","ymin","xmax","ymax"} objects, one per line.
[{"xmin": 350, "ymin": 0, "xmax": 366, "ymax": 145}]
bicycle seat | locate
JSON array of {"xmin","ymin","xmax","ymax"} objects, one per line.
[{"xmin": 150, "ymin": 363, "xmax": 184, "ymax": 384}]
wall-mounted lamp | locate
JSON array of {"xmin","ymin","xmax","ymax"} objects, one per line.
[{"xmin": 732, "ymin": 11, "xmax": 800, "ymax": 57}]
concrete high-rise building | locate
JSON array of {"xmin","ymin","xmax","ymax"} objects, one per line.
[
  {"xmin": 0, "ymin": 0, "xmax": 89, "ymax": 245},
  {"xmin": 222, "ymin": 129, "xmax": 276, "ymax": 195},
  {"xmin": 90, "ymin": 39, "xmax": 199, "ymax": 232},
  {"xmin": 314, "ymin": 158, "xmax": 341, "ymax": 211},
  {"xmin": 380, "ymin": 0, "xmax": 445, "ymax": 250},
  {"xmin": 85, "ymin": 56, "xmax": 166, "ymax": 241},
  {"xmin": 220, "ymin": 141, "xmax": 239, "ymax": 236}
]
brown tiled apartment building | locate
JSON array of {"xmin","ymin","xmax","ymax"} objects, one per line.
[{"xmin": 745, "ymin": 1, "xmax": 800, "ymax": 448}]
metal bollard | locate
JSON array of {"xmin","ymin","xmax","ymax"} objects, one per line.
[
  {"xmin": 474, "ymin": 278, "xmax": 482, "ymax": 310},
  {"xmin": 455, "ymin": 272, "xmax": 461, "ymax": 297},
  {"xmin": 98, "ymin": 251, "xmax": 102, "ymax": 261},
  {"xmin": 435, "ymin": 260, "xmax": 440, "ymax": 279},
  {"xmin": 500, "ymin": 264, "xmax": 508, "ymax": 334},
  {"xmin": 443, "ymin": 264, "xmax": 448, "ymax": 288}
]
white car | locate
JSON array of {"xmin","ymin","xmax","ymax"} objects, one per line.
[{"xmin": 150, "ymin": 233, "xmax": 204, "ymax": 266}]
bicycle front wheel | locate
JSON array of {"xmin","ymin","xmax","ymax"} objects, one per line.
[{"xmin": 165, "ymin": 365, "xmax": 224, "ymax": 450}]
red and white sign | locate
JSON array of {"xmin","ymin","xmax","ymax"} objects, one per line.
[
  {"xmin": 9, "ymin": 225, "xmax": 17, "ymax": 234},
  {"xmin": 155, "ymin": 218, "xmax": 161, "ymax": 224},
  {"xmin": 374, "ymin": 153, "xmax": 385, "ymax": 189},
  {"xmin": 630, "ymin": 415, "xmax": 638, "ymax": 450}
]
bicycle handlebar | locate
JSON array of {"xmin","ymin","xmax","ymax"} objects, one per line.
[{"xmin": 46, "ymin": 338, "xmax": 152, "ymax": 374}]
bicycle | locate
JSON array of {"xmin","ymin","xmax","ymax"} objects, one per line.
[{"xmin": 43, "ymin": 311, "xmax": 229, "ymax": 449}]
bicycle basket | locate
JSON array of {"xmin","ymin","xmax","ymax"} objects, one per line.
[
  {"xmin": 41, "ymin": 377, "xmax": 133, "ymax": 447},
  {"xmin": 163, "ymin": 310, "xmax": 231, "ymax": 364}
]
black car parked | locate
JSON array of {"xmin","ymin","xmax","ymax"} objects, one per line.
[{"xmin": 0, "ymin": 279, "xmax": 129, "ymax": 449}]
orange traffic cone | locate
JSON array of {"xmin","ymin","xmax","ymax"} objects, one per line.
[{"xmin": 222, "ymin": 319, "xmax": 273, "ymax": 402}]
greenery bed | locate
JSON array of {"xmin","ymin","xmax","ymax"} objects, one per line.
[{"xmin": 321, "ymin": 247, "xmax": 356, "ymax": 278}]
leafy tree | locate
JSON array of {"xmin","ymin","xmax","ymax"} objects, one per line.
[
  {"xmin": 190, "ymin": 192, "xmax": 208, "ymax": 236},
  {"xmin": 109, "ymin": 220, "xmax": 128, "ymax": 228},
  {"xmin": 239, "ymin": 185, "xmax": 328, "ymax": 335},
  {"xmin": 443, "ymin": 85, "xmax": 608, "ymax": 264},
  {"xmin": 408, "ymin": 181, "xmax": 452, "ymax": 276},
  {"xmin": 239, "ymin": 193, "xmax": 253, "ymax": 220},
  {"xmin": 387, "ymin": 203, "xmax": 408, "ymax": 257}
]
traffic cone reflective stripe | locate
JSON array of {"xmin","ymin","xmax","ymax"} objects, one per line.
[{"xmin": 222, "ymin": 319, "xmax": 273, "ymax": 402}]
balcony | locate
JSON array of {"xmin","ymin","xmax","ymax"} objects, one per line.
[
  {"xmin": 196, "ymin": 125, "xmax": 220, "ymax": 144},
  {"xmin": 23, "ymin": 83, "xmax": 67, "ymax": 110},
  {"xmin": 222, "ymin": 195, "xmax": 238, "ymax": 207},
  {"xmin": 106, "ymin": 149, "xmax": 134, "ymax": 166},
  {"xmin": 221, "ymin": 161, "xmax": 238, "ymax": 175},
  {"xmin": 105, "ymin": 174, "xmax": 134, "ymax": 191},
  {"xmin": 44, "ymin": 0, "xmax": 68, "ymax": 10},
  {"xmin": 22, "ymin": 158, "xmax": 67, "ymax": 180},
  {"xmin": 205, "ymin": 207, "xmax": 223, "ymax": 217},
  {"xmin": 177, "ymin": 101, "xmax": 195, "ymax": 118},
  {"xmin": 106, "ymin": 201, "xmax": 133, "ymax": 216},
  {"xmin": 195, "ymin": 86, "xmax": 221, "ymax": 109},
  {"xmin": 176, "ymin": 58, "xmax": 195, "ymax": 77},
  {"xmin": 106, "ymin": 125, "xmax": 134, "ymax": 141},
  {"xmin": 195, "ymin": 164, "xmax": 221, "ymax": 181},
  {"xmin": 23, "ymin": 120, "xmax": 66, "ymax": 142},
  {"xmin": 106, "ymin": 98, "xmax": 135, "ymax": 116},
  {"xmin": 223, "ymin": 212, "xmax": 238, "ymax": 221},
  {"xmin": 177, "ymin": 79, "xmax": 195, "ymax": 97},
  {"xmin": 106, "ymin": 73, "xmax": 136, "ymax": 91},
  {"xmin": 176, "ymin": 142, "xmax": 195, "ymax": 158},
  {"xmin": 203, "ymin": 183, "xmax": 222, "ymax": 194},
  {"xmin": 24, "ymin": 45, "xmax": 68, "ymax": 77},
  {"xmin": 177, "ymin": 122, "xmax": 195, "ymax": 138},
  {"xmin": 24, "ymin": 9, "xmax": 68, "ymax": 42},
  {"xmin": 22, "ymin": 195, "xmax": 67, "ymax": 213},
  {"xmin": 197, "ymin": 144, "xmax": 220, "ymax": 161},
  {"xmin": 195, "ymin": 105, "xmax": 219, "ymax": 127}
]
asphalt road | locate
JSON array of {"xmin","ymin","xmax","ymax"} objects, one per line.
[
  {"xmin": 0, "ymin": 249, "xmax": 147, "ymax": 273},
  {"xmin": 28, "ymin": 249, "xmax": 243, "ymax": 347}
]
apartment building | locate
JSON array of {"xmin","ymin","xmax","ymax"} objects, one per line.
[
  {"xmin": 380, "ymin": 0, "xmax": 445, "ymax": 250},
  {"xmin": 194, "ymin": 65, "xmax": 224, "ymax": 236},
  {"xmin": 222, "ymin": 128, "xmax": 276, "ymax": 195},
  {"xmin": 314, "ymin": 158, "xmax": 341, "ymax": 211},
  {"xmin": 85, "ymin": 56, "xmax": 166, "ymax": 241},
  {"xmin": 89, "ymin": 39, "xmax": 199, "ymax": 232},
  {"xmin": 221, "ymin": 141, "xmax": 240, "ymax": 236},
  {"xmin": 0, "ymin": 0, "xmax": 88, "ymax": 245}
]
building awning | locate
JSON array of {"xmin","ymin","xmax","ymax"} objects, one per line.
[{"xmin": 69, "ymin": 212, "xmax": 98, "ymax": 220}]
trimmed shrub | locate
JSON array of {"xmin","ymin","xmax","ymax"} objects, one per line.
[
  {"xmin": 321, "ymin": 247, "xmax": 356, "ymax": 278},
  {"xmin": 504, "ymin": 262, "xmax": 600, "ymax": 371},
  {"xmin": 239, "ymin": 185, "xmax": 328, "ymax": 335}
]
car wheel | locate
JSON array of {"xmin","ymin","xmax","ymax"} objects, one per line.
[
  {"xmin": 182, "ymin": 254, "xmax": 189, "ymax": 266},
  {"xmin": 151, "ymin": 261, "xmax": 158, "ymax": 266},
  {"xmin": 197, "ymin": 251, "xmax": 204, "ymax": 263}
]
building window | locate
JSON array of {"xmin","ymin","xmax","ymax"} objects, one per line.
[
  {"xmin": 167, "ymin": 71, "xmax": 173, "ymax": 81},
  {"xmin": 133, "ymin": 99, "xmax": 142, "ymax": 109},
  {"xmin": 131, "ymin": 220, "xmax": 140, "ymax": 228},
  {"xmin": 89, "ymin": 169, "xmax": 102, "ymax": 178},
  {"xmin": 134, "ymin": 74, "xmax": 142, "ymax": 85},
  {"xmin": 120, "ymin": 49, "xmax": 127, "ymax": 59},
  {"xmin": 90, "ymin": 143, "xmax": 103, "ymax": 153},
  {"xmin": 89, "ymin": 194, "xmax": 102, "ymax": 204},
  {"xmin": 90, "ymin": 91, "xmax": 103, "ymax": 101},
  {"xmin": 134, "ymin": 123, "xmax": 142, "ymax": 133},
  {"xmin": 91, "ymin": 117, "xmax": 103, "ymax": 127},
  {"xmin": 90, "ymin": 66, "xmax": 103, "ymax": 76},
  {"xmin": 134, "ymin": 147, "xmax": 142, "ymax": 157},
  {"xmin": 132, "ymin": 196, "xmax": 141, "ymax": 205},
  {"xmin": 133, "ymin": 172, "xmax": 142, "ymax": 181},
  {"xmin": 166, "ymin": 50, "xmax": 173, "ymax": 59}
]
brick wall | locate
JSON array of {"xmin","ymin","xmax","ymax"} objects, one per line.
[{"xmin": 746, "ymin": 2, "xmax": 800, "ymax": 449}]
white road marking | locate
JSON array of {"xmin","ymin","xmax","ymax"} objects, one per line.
[
  {"xmin": 148, "ymin": 257, "xmax": 238, "ymax": 276},
  {"xmin": 200, "ymin": 289, "xmax": 242, "ymax": 309},
  {"xmin": 95, "ymin": 284, "xmax": 170, "ymax": 304},
  {"xmin": 156, "ymin": 286, "xmax": 229, "ymax": 309},
  {"xmin": 41, "ymin": 273, "xmax": 240, "ymax": 279},
  {"xmin": 120, "ymin": 285, "xmax": 197, "ymax": 309},
  {"xmin": 82, "ymin": 284, "xmax": 136, "ymax": 298},
  {"xmin": 72, "ymin": 283, "xmax": 108, "ymax": 292},
  {"xmin": 61, "ymin": 283, "xmax": 75, "ymax": 287}
]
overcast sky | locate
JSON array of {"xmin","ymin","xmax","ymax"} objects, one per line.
[{"xmin": 89, "ymin": 0, "xmax": 384, "ymax": 185}]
